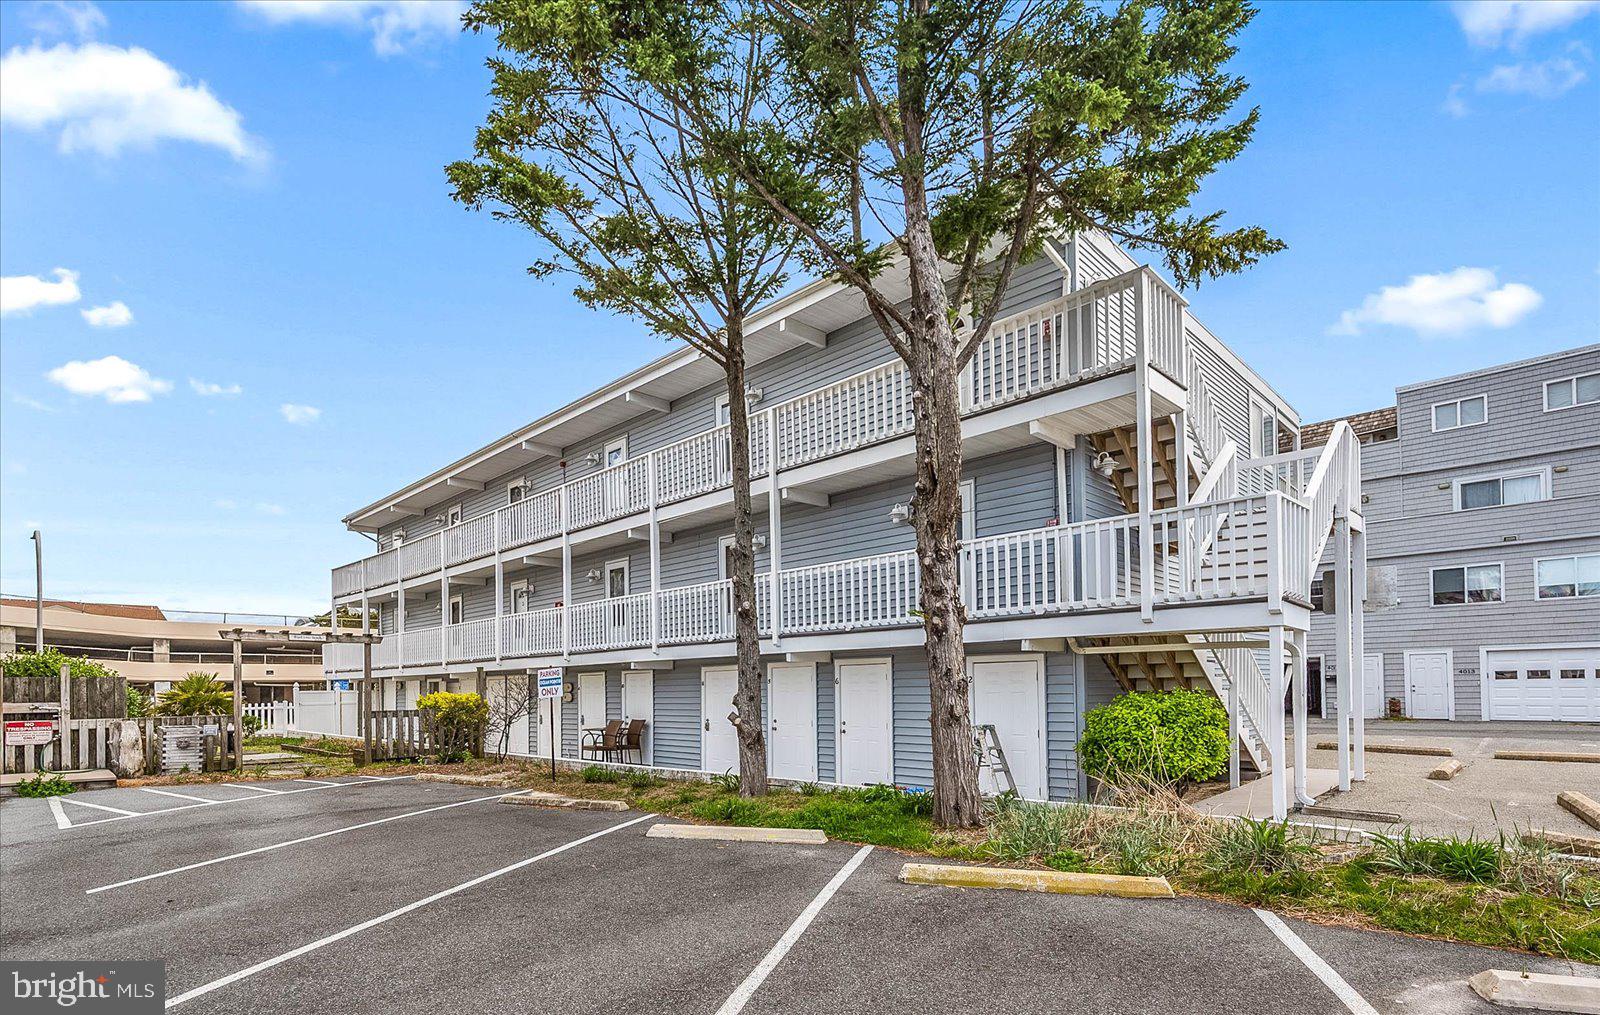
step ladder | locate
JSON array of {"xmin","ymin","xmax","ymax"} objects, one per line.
[{"xmin": 974, "ymin": 724, "xmax": 1018, "ymax": 796}]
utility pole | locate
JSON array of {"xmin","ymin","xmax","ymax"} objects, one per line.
[{"xmin": 30, "ymin": 530, "xmax": 43, "ymax": 652}]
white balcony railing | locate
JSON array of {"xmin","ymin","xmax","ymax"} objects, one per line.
[
  {"xmin": 658, "ymin": 578, "xmax": 736, "ymax": 644},
  {"xmin": 501, "ymin": 607, "xmax": 563, "ymax": 657},
  {"xmin": 568, "ymin": 592, "xmax": 652, "ymax": 653},
  {"xmin": 332, "ymin": 268, "xmax": 1182, "ymax": 598},
  {"xmin": 445, "ymin": 617, "xmax": 496, "ymax": 663}
]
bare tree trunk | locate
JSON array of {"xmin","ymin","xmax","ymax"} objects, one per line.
[
  {"xmin": 725, "ymin": 318, "xmax": 769, "ymax": 795},
  {"xmin": 902, "ymin": 133, "xmax": 983, "ymax": 829}
]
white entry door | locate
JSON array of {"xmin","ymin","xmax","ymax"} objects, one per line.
[
  {"xmin": 1362, "ymin": 654, "xmax": 1385, "ymax": 719},
  {"xmin": 578, "ymin": 672, "xmax": 608, "ymax": 744},
  {"xmin": 971, "ymin": 657, "xmax": 1045, "ymax": 800},
  {"xmin": 622, "ymin": 670, "xmax": 654, "ymax": 764},
  {"xmin": 1406, "ymin": 651, "xmax": 1451, "ymax": 719},
  {"xmin": 768, "ymin": 662, "xmax": 817, "ymax": 782},
  {"xmin": 502, "ymin": 675, "xmax": 532, "ymax": 756},
  {"xmin": 836, "ymin": 659, "xmax": 892, "ymax": 786},
  {"xmin": 701, "ymin": 666, "xmax": 739, "ymax": 775},
  {"xmin": 533, "ymin": 691, "xmax": 557, "ymax": 758}
]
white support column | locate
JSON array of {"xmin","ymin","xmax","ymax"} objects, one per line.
[
  {"xmin": 1352, "ymin": 526, "xmax": 1368, "ymax": 781},
  {"xmin": 1293, "ymin": 629, "xmax": 1313, "ymax": 807},
  {"xmin": 1134, "ymin": 272, "xmax": 1155, "ymax": 623},
  {"xmin": 397, "ymin": 586, "xmax": 407, "ymax": 669},
  {"xmin": 768, "ymin": 408, "xmax": 783, "ymax": 645},
  {"xmin": 1268, "ymin": 623, "xmax": 1288, "ymax": 820},
  {"xmin": 1228, "ymin": 657, "xmax": 1241, "ymax": 790},
  {"xmin": 1333, "ymin": 517, "xmax": 1353, "ymax": 793},
  {"xmin": 493, "ymin": 553, "xmax": 504, "ymax": 662},
  {"xmin": 648, "ymin": 451, "xmax": 661, "ymax": 652},
  {"xmin": 561, "ymin": 487, "xmax": 572, "ymax": 661},
  {"xmin": 440, "ymin": 572, "xmax": 450, "ymax": 668},
  {"xmin": 1172, "ymin": 412, "xmax": 1191, "ymax": 507}
]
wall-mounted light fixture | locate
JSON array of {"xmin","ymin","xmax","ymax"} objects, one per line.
[
  {"xmin": 1093, "ymin": 451, "xmax": 1118, "ymax": 479},
  {"xmin": 585, "ymin": 451, "xmax": 601, "ymax": 466},
  {"xmin": 746, "ymin": 385, "xmax": 764, "ymax": 404},
  {"xmin": 889, "ymin": 502, "xmax": 913, "ymax": 525},
  {"xmin": 586, "ymin": 568, "xmax": 603, "ymax": 583},
  {"xmin": 752, "ymin": 533, "xmax": 769, "ymax": 549}
]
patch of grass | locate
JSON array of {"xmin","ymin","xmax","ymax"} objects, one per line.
[
  {"xmin": 708, "ymin": 771, "xmax": 739, "ymax": 792},
  {"xmin": 14, "ymin": 773, "xmax": 75, "ymax": 797},
  {"xmin": 1368, "ymin": 830, "xmax": 1501, "ymax": 884},
  {"xmin": 580, "ymin": 765, "xmax": 622, "ymax": 784},
  {"xmin": 1044, "ymin": 849, "xmax": 1087, "ymax": 873},
  {"xmin": 680, "ymin": 785, "xmax": 956, "ymax": 853},
  {"xmin": 1203, "ymin": 818, "xmax": 1318, "ymax": 875}
]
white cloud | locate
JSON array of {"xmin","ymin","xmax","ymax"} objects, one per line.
[
  {"xmin": 1476, "ymin": 50, "xmax": 1590, "ymax": 97},
  {"xmin": 1453, "ymin": 0, "xmax": 1598, "ymax": 47},
  {"xmin": 279, "ymin": 402, "xmax": 321, "ymax": 424},
  {"xmin": 11, "ymin": 393, "xmax": 57, "ymax": 413},
  {"xmin": 1442, "ymin": 82, "xmax": 1470, "ymax": 117},
  {"xmin": 0, "ymin": 42, "xmax": 264, "ymax": 162},
  {"xmin": 1, "ymin": 267, "xmax": 80, "ymax": 315},
  {"xmin": 1330, "ymin": 267, "xmax": 1542, "ymax": 337},
  {"xmin": 24, "ymin": 1, "xmax": 108, "ymax": 40},
  {"xmin": 189, "ymin": 377, "xmax": 242, "ymax": 397},
  {"xmin": 237, "ymin": 1, "xmax": 466, "ymax": 57},
  {"xmin": 46, "ymin": 354, "xmax": 172, "ymax": 402},
  {"xmin": 80, "ymin": 299, "xmax": 133, "ymax": 327},
  {"xmin": 256, "ymin": 502, "xmax": 286, "ymax": 515}
]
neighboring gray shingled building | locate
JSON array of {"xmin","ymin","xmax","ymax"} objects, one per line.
[{"xmin": 1306, "ymin": 344, "xmax": 1600, "ymax": 722}]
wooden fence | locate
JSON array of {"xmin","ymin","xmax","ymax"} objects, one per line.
[
  {"xmin": 3, "ymin": 714, "xmax": 236, "ymax": 775},
  {"xmin": 3, "ymin": 673, "xmax": 127, "ymax": 719},
  {"xmin": 369, "ymin": 709, "xmax": 432, "ymax": 761}
]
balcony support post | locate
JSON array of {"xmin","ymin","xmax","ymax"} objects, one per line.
[
  {"xmin": 768, "ymin": 408, "xmax": 783, "ymax": 645},
  {"xmin": 561, "ymin": 487, "xmax": 572, "ymax": 661},
  {"xmin": 649, "ymin": 452, "xmax": 660, "ymax": 652},
  {"xmin": 1228, "ymin": 654, "xmax": 1240, "ymax": 789},
  {"xmin": 1334, "ymin": 513, "xmax": 1353, "ymax": 793},
  {"xmin": 1266, "ymin": 494, "xmax": 1283, "ymax": 615},
  {"xmin": 397, "ymin": 585, "xmax": 407, "ymax": 670},
  {"xmin": 1293, "ymin": 629, "xmax": 1313, "ymax": 807},
  {"xmin": 441, "ymin": 572, "xmax": 450, "ymax": 669},
  {"xmin": 1134, "ymin": 272, "xmax": 1155, "ymax": 623},
  {"xmin": 1352, "ymin": 525, "xmax": 1368, "ymax": 781},
  {"xmin": 1172, "ymin": 411, "xmax": 1191, "ymax": 508},
  {"xmin": 1268, "ymin": 622, "xmax": 1287, "ymax": 821},
  {"xmin": 494, "ymin": 553, "xmax": 504, "ymax": 663}
]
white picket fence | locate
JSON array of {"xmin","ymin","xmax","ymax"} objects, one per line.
[{"xmin": 243, "ymin": 701, "xmax": 296, "ymax": 733}]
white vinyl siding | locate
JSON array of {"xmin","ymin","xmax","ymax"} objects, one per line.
[{"xmin": 1432, "ymin": 395, "xmax": 1486, "ymax": 432}]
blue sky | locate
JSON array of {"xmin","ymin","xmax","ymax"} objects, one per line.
[{"xmin": 2, "ymin": 0, "xmax": 1597, "ymax": 616}]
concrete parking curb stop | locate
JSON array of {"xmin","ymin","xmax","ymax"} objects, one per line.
[
  {"xmin": 1494, "ymin": 750, "xmax": 1600, "ymax": 764},
  {"xmin": 1316, "ymin": 741, "xmax": 1453, "ymax": 758},
  {"xmin": 416, "ymin": 773, "xmax": 514, "ymax": 787},
  {"xmin": 1468, "ymin": 969, "xmax": 1600, "ymax": 1013},
  {"xmin": 1428, "ymin": 760, "xmax": 1464, "ymax": 781},
  {"xmin": 1524, "ymin": 830, "xmax": 1600, "ymax": 858},
  {"xmin": 646, "ymin": 823, "xmax": 828, "ymax": 844},
  {"xmin": 502, "ymin": 792, "xmax": 628, "ymax": 811},
  {"xmin": 898, "ymin": 863, "xmax": 1174, "ymax": 898},
  {"xmin": 1559, "ymin": 792, "xmax": 1600, "ymax": 831}
]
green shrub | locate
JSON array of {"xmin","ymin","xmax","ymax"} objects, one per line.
[
  {"xmin": 2, "ymin": 648, "xmax": 120, "ymax": 682},
  {"xmin": 15, "ymin": 773, "xmax": 75, "ymax": 797},
  {"xmin": 416, "ymin": 691, "xmax": 488, "ymax": 762},
  {"xmin": 125, "ymin": 686, "xmax": 151, "ymax": 718},
  {"xmin": 581, "ymin": 764, "xmax": 621, "ymax": 784},
  {"xmin": 241, "ymin": 714, "xmax": 264, "ymax": 739},
  {"xmin": 156, "ymin": 673, "xmax": 233, "ymax": 716},
  {"xmin": 1044, "ymin": 850, "xmax": 1087, "ymax": 872},
  {"xmin": 1077, "ymin": 689, "xmax": 1228, "ymax": 787}
]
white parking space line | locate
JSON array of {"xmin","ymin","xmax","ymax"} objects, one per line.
[
  {"xmin": 164, "ymin": 812, "xmax": 655, "ymax": 1009},
  {"xmin": 88, "ymin": 790, "xmax": 529, "ymax": 895},
  {"xmin": 715, "ymin": 845, "xmax": 874, "ymax": 1015},
  {"xmin": 141, "ymin": 788, "xmax": 230, "ymax": 804},
  {"xmin": 52, "ymin": 776, "xmax": 415, "ymax": 829},
  {"xmin": 48, "ymin": 797, "xmax": 71, "ymax": 829},
  {"xmin": 293, "ymin": 779, "xmax": 339, "ymax": 786},
  {"xmin": 224, "ymin": 783, "xmax": 285, "ymax": 795},
  {"xmin": 1254, "ymin": 909, "xmax": 1379, "ymax": 1015},
  {"xmin": 60, "ymin": 797, "xmax": 142, "ymax": 817}
]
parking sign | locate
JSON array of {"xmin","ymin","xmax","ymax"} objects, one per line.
[{"xmin": 537, "ymin": 667, "xmax": 564, "ymax": 700}]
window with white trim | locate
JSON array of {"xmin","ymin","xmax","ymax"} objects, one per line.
[
  {"xmin": 1454, "ymin": 469, "xmax": 1547, "ymax": 511},
  {"xmin": 507, "ymin": 479, "xmax": 526, "ymax": 505},
  {"xmin": 1544, "ymin": 371, "xmax": 1600, "ymax": 411},
  {"xmin": 959, "ymin": 478, "xmax": 976, "ymax": 541},
  {"xmin": 1430, "ymin": 564, "xmax": 1502, "ymax": 606},
  {"xmin": 718, "ymin": 534, "xmax": 737, "ymax": 581},
  {"xmin": 446, "ymin": 504, "xmax": 463, "ymax": 527},
  {"xmin": 449, "ymin": 595, "xmax": 464, "ymax": 625},
  {"xmin": 715, "ymin": 393, "xmax": 732, "ymax": 427},
  {"xmin": 1431, "ymin": 395, "xmax": 1486, "ymax": 432},
  {"xmin": 604, "ymin": 437, "xmax": 627, "ymax": 469},
  {"xmin": 1535, "ymin": 553, "xmax": 1600, "ymax": 600},
  {"xmin": 510, "ymin": 579, "xmax": 531, "ymax": 613}
]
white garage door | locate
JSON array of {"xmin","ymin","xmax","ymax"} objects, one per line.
[{"xmin": 1486, "ymin": 647, "xmax": 1600, "ymax": 722}]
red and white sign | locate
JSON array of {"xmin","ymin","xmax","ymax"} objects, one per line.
[{"xmin": 4, "ymin": 720, "xmax": 56, "ymax": 746}]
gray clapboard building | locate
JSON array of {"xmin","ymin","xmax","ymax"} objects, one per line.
[
  {"xmin": 323, "ymin": 231, "xmax": 1370, "ymax": 817},
  {"xmin": 1307, "ymin": 344, "xmax": 1600, "ymax": 723}
]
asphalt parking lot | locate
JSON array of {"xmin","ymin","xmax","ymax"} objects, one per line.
[{"xmin": 2, "ymin": 777, "xmax": 1596, "ymax": 1014}]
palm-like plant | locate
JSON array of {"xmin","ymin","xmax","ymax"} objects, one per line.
[{"xmin": 156, "ymin": 672, "xmax": 233, "ymax": 717}]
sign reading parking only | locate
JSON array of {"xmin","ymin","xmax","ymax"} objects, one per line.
[{"xmin": 536, "ymin": 668, "xmax": 564, "ymax": 779}]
